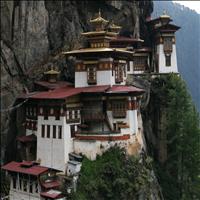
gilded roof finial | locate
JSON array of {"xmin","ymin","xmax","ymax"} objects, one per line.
[
  {"xmin": 160, "ymin": 9, "xmax": 170, "ymax": 18},
  {"xmin": 98, "ymin": 9, "xmax": 101, "ymax": 17}
]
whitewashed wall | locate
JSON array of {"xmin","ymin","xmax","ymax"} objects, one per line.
[{"xmin": 157, "ymin": 44, "xmax": 178, "ymax": 73}]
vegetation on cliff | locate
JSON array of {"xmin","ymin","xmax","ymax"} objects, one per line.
[
  {"xmin": 69, "ymin": 147, "xmax": 161, "ymax": 200},
  {"xmin": 149, "ymin": 74, "xmax": 200, "ymax": 199}
]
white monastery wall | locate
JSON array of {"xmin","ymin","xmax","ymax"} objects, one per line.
[
  {"xmin": 37, "ymin": 116, "xmax": 74, "ymax": 172},
  {"xmin": 157, "ymin": 44, "xmax": 178, "ymax": 73},
  {"xmin": 75, "ymin": 72, "xmax": 88, "ymax": 87}
]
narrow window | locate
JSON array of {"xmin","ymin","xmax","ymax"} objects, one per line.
[
  {"xmin": 165, "ymin": 54, "xmax": 171, "ymax": 66},
  {"xmin": 70, "ymin": 125, "xmax": 75, "ymax": 138},
  {"xmin": 127, "ymin": 61, "xmax": 130, "ymax": 71},
  {"xmin": 112, "ymin": 101, "xmax": 126, "ymax": 118},
  {"xmin": 53, "ymin": 125, "xmax": 56, "ymax": 138},
  {"xmin": 74, "ymin": 110, "xmax": 78, "ymax": 119},
  {"xmin": 115, "ymin": 64, "xmax": 123, "ymax": 83},
  {"xmin": 163, "ymin": 37, "xmax": 172, "ymax": 52},
  {"xmin": 69, "ymin": 110, "xmax": 72, "ymax": 120},
  {"xmin": 19, "ymin": 179, "xmax": 22, "ymax": 190},
  {"xmin": 44, "ymin": 107, "xmax": 49, "ymax": 120},
  {"xmin": 35, "ymin": 182, "xmax": 38, "ymax": 193},
  {"xmin": 55, "ymin": 107, "xmax": 60, "ymax": 120},
  {"xmin": 29, "ymin": 183, "xmax": 33, "ymax": 193},
  {"xmin": 58, "ymin": 126, "xmax": 62, "ymax": 139},
  {"xmin": 23, "ymin": 180, "xmax": 27, "ymax": 192},
  {"xmin": 41, "ymin": 125, "xmax": 45, "ymax": 138},
  {"xmin": 87, "ymin": 65, "xmax": 97, "ymax": 84},
  {"xmin": 13, "ymin": 177, "xmax": 16, "ymax": 189},
  {"xmin": 47, "ymin": 125, "xmax": 50, "ymax": 138}
]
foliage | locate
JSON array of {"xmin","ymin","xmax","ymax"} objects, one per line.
[
  {"xmin": 70, "ymin": 147, "xmax": 155, "ymax": 200},
  {"xmin": 150, "ymin": 74, "xmax": 200, "ymax": 200}
]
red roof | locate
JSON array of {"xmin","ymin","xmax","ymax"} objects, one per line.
[
  {"xmin": 106, "ymin": 85, "xmax": 144, "ymax": 94},
  {"xmin": 19, "ymin": 86, "xmax": 82, "ymax": 100},
  {"xmin": 17, "ymin": 134, "xmax": 37, "ymax": 143},
  {"xmin": 2, "ymin": 161, "xmax": 48, "ymax": 176},
  {"xmin": 18, "ymin": 85, "xmax": 144, "ymax": 100},
  {"xmin": 81, "ymin": 85, "xmax": 109, "ymax": 93},
  {"xmin": 40, "ymin": 189, "xmax": 64, "ymax": 199},
  {"xmin": 42, "ymin": 180, "xmax": 60, "ymax": 189}
]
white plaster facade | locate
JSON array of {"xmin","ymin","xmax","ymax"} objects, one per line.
[
  {"xmin": 9, "ymin": 176, "xmax": 41, "ymax": 200},
  {"xmin": 106, "ymin": 109, "xmax": 138, "ymax": 135},
  {"xmin": 36, "ymin": 116, "xmax": 77, "ymax": 172},
  {"xmin": 157, "ymin": 44, "xmax": 178, "ymax": 73}
]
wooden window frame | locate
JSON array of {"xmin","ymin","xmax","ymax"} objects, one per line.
[
  {"xmin": 163, "ymin": 37, "xmax": 173, "ymax": 52},
  {"xmin": 47, "ymin": 125, "xmax": 50, "ymax": 138},
  {"xmin": 58, "ymin": 126, "xmax": 62, "ymax": 139},
  {"xmin": 87, "ymin": 65, "xmax": 97, "ymax": 85},
  {"xmin": 41, "ymin": 125, "xmax": 45, "ymax": 138},
  {"xmin": 70, "ymin": 125, "xmax": 75, "ymax": 138},
  {"xmin": 165, "ymin": 54, "xmax": 171, "ymax": 66},
  {"xmin": 53, "ymin": 125, "xmax": 56, "ymax": 138},
  {"xmin": 112, "ymin": 101, "xmax": 127, "ymax": 118},
  {"xmin": 127, "ymin": 61, "xmax": 130, "ymax": 72},
  {"xmin": 43, "ymin": 107, "xmax": 48, "ymax": 120},
  {"xmin": 115, "ymin": 64, "xmax": 123, "ymax": 83}
]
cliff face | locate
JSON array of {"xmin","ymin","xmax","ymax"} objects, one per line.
[{"xmin": 1, "ymin": 0, "xmax": 153, "ymax": 162}]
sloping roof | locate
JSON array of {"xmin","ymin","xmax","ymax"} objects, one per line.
[
  {"xmin": 106, "ymin": 85, "xmax": 144, "ymax": 94},
  {"xmin": 81, "ymin": 85, "xmax": 109, "ymax": 93},
  {"xmin": 63, "ymin": 47, "xmax": 133, "ymax": 55},
  {"xmin": 18, "ymin": 85, "xmax": 144, "ymax": 100},
  {"xmin": 40, "ymin": 189, "xmax": 64, "ymax": 199},
  {"xmin": 111, "ymin": 36, "xmax": 144, "ymax": 43},
  {"xmin": 1, "ymin": 161, "xmax": 48, "ymax": 176},
  {"xmin": 41, "ymin": 180, "xmax": 60, "ymax": 189},
  {"xmin": 17, "ymin": 134, "xmax": 37, "ymax": 143}
]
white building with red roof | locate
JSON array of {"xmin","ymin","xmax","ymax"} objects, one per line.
[{"xmin": 2, "ymin": 10, "xmax": 180, "ymax": 199}]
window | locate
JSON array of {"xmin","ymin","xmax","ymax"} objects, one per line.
[
  {"xmin": 163, "ymin": 37, "xmax": 173, "ymax": 52},
  {"xmin": 42, "ymin": 125, "xmax": 45, "ymax": 138},
  {"xmin": 29, "ymin": 183, "xmax": 33, "ymax": 193},
  {"xmin": 69, "ymin": 110, "xmax": 72, "ymax": 119},
  {"xmin": 112, "ymin": 101, "xmax": 126, "ymax": 118},
  {"xmin": 133, "ymin": 56, "xmax": 147, "ymax": 71},
  {"xmin": 58, "ymin": 126, "xmax": 62, "ymax": 139},
  {"xmin": 13, "ymin": 177, "xmax": 16, "ymax": 189},
  {"xmin": 19, "ymin": 179, "xmax": 22, "ymax": 190},
  {"xmin": 23, "ymin": 180, "xmax": 27, "ymax": 192},
  {"xmin": 55, "ymin": 107, "xmax": 60, "ymax": 120},
  {"xmin": 53, "ymin": 125, "xmax": 56, "ymax": 138},
  {"xmin": 115, "ymin": 64, "xmax": 123, "ymax": 83},
  {"xmin": 165, "ymin": 54, "xmax": 171, "ymax": 66},
  {"xmin": 47, "ymin": 125, "xmax": 50, "ymax": 138},
  {"xmin": 43, "ymin": 107, "xmax": 48, "ymax": 120},
  {"xmin": 127, "ymin": 61, "xmax": 130, "ymax": 71},
  {"xmin": 87, "ymin": 65, "xmax": 97, "ymax": 84},
  {"xmin": 70, "ymin": 125, "xmax": 75, "ymax": 138},
  {"xmin": 35, "ymin": 182, "xmax": 38, "ymax": 193}
]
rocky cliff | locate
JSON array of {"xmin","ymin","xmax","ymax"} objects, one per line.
[{"xmin": 1, "ymin": 0, "xmax": 153, "ymax": 162}]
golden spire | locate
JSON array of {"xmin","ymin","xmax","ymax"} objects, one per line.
[
  {"xmin": 109, "ymin": 23, "xmax": 122, "ymax": 33},
  {"xmin": 160, "ymin": 9, "xmax": 170, "ymax": 18},
  {"xmin": 44, "ymin": 66, "xmax": 60, "ymax": 75},
  {"xmin": 90, "ymin": 9, "xmax": 109, "ymax": 24}
]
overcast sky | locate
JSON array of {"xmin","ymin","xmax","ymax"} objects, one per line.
[{"xmin": 173, "ymin": 1, "xmax": 200, "ymax": 14}]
